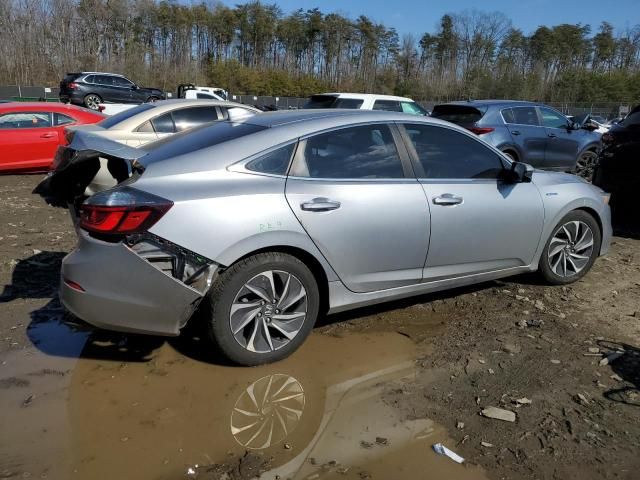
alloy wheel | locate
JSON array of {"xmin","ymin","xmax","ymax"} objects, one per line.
[
  {"xmin": 547, "ymin": 220, "xmax": 594, "ymax": 278},
  {"xmin": 85, "ymin": 94, "xmax": 100, "ymax": 110},
  {"xmin": 229, "ymin": 270, "xmax": 307, "ymax": 353},
  {"xmin": 575, "ymin": 151, "xmax": 598, "ymax": 181},
  {"xmin": 230, "ymin": 373, "xmax": 305, "ymax": 449}
]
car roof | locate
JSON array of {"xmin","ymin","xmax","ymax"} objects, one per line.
[
  {"xmin": 77, "ymin": 72, "xmax": 126, "ymax": 77},
  {"xmin": 0, "ymin": 102, "xmax": 102, "ymax": 114},
  {"xmin": 437, "ymin": 99, "xmax": 540, "ymax": 108},
  {"xmin": 316, "ymin": 92, "xmax": 415, "ymax": 102}
]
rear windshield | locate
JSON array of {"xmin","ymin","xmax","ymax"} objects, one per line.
[
  {"xmin": 99, "ymin": 104, "xmax": 156, "ymax": 129},
  {"xmin": 304, "ymin": 95, "xmax": 364, "ymax": 109},
  {"xmin": 139, "ymin": 121, "xmax": 267, "ymax": 166},
  {"xmin": 431, "ymin": 105, "xmax": 486, "ymax": 124},
  {"xmin": 62, "ymin": 73, "xmax": 81, "ymax": 83}
]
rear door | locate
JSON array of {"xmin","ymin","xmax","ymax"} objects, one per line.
[
  {"xmin": 539, "ymin": 106, "xmax": 579, "ymax": 170},
  {"xmin": 502, "ymin": 106, "xmax": 547, "ymax": 167},
  {"xmin": 400, "ymin": 122, "xmax": 544, "ymax": 280},
  {"xmin": 285, "ymin": 123, "xmax": 430, "ymax": 293},
  {"xmin": 0, "ymin": 111, "xmax": 58, "ymax": 171}
]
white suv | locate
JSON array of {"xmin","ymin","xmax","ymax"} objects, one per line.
[{"xmin": 304, "ymin": 93, "xmax": 428, "ymax": 115}]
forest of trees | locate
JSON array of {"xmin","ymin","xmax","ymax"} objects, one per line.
[{"xmin": 1, "ymin": 0, "xmax": 639, "ymax": 102}]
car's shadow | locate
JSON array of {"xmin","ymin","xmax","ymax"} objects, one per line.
[{"xmin": 597, "ymin": 340, "xmax": 640, "ymax": 407}]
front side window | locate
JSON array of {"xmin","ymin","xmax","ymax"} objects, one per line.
[
  {"xmin": 510, "ymin": 107, "xmax": 540, "ymax": 126},
  {"xmin": 372, "ymin": 100, "xmax": 402, "ymax": 112},
  {"xmin": 113, "ymin": 77, "xmax": 134, "ymax": 88},
  {"xmin": 401, "ymin": 102, "xmax": 427, "ymax": 115},
  {"xmin": 0, "ymin": 112, "xmax": 52, "ymax": 129},
  {"xmin": 404, "ymin": 124, "xmax": 504, "ymax": 179},
  {"xmin": 295, "ymin": 124, "xmax": 404, "ymax": 179},
  {"xmin": 172, "ymin": 107, "xmax": 219, "ymax": 132},
  {"xmin": 54, "ymin": 113, "xmax": 75, "ymax": 126},
  {"xmin": 246, "ymin": 144, "xmax": 295, "ymax": 175},
  {"xmin": 540, "ymin": 108, "xmax": 569, "ymax": 129}
]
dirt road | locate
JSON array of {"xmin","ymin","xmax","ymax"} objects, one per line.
[{"xmin": 1, "ymin": 174, "xmax": 638, "ymax": 480}]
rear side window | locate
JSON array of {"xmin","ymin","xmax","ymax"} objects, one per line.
[
  {"xmin": 196, "ymin": 93, "xmax": 215, "ymax": 99},
  {"xmin": 172, "ymin": 107, "xmax": 219, "ymax": 132},
  {"xmin": 511, "ymin": 107, "xmax": 539, "ymax": 126},
  {"xmin": 333, "ymin": 98, "xmax": 364, "ymax": 109},
  {"xmin": 0, "ymin": 112, "xmax": 52, "ymax": 129},
  {"xmin": 246, "ymin": 144, "xmax": 295, "ymax": 175},
  {"xmin": 151, "ymin": 113, "xmax": 175, "ymax": 133},
  {"xmin": 54, "ymin": 113, "xmax": 75, "ymax": 126},
  {"xmin": 94, "ymin": 75, "xmax": 114, "ymax": 85},
  {"xmin": 431, "ymin": 105, "xmax": 485, "ymax": 125},
  {"xmin": 136, "ymin": 120, "xmax": 154, "ymax": 133},
  {"xmin": 296, "ymin": 124, "xmax": 404, "ymax": 179},
  {"xmin": 404, "ymin": 124, "xmax": 504, "ymax": 179},
  {"xmin": 373, "ymin": 100, "xmax": 402, "ymax": 112},
  {"xmin": 303, "ymin": 95, "xmax": 364, "ymax": 109},
  {"xmin": 83, "ymin": 75, "xmax": 95, "ymax": 84},
  {"xmin": 501, "ymin": 108, "xmax": 515, "ymax": 124}
]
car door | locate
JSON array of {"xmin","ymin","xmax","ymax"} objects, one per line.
[
  {"xmin": 285, "ymin": 123, "xmax": 430, "ymax": 293},
  {"xmin": 399, "ymin": 122, "xmax": 544, "ymax": 281},
  {"xmin": 0, "ymin": 111, "xmax": 58, "ymax": 171},
  {"xmin": 502, "ymin": 106, "xmax": 547, "ymax": 167},
  {"xmin": 112, "ymin": 76, "xmax": 135, "ymax": 103},
  {"xmin": 539, "ymin": 106, "xmax": 580, "ymax": 170}
]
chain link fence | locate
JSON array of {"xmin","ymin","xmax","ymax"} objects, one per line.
[{"xmin": 0, "ymin": 86, "xmax": 633, "ymax": 119}]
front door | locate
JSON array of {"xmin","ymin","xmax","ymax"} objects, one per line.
[
  {"xmin": 400, "ymin": 123, "xmax": 544, "ymax": 281},
  {"xmin": 285, "ymin": 123, "xmax": 429, "ymax": 293},
  {"xmin": 539, "ymin": 107, "xmax": 580, "ymax": 170}
]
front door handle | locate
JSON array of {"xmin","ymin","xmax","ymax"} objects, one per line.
[
  {"xmin": 40, "ymin": 132, "xmax": 56, "ymax": 138},
  {"xmin": 433, "ymin": 194, "xmax": 463, "ymax": 206},
  {"xmin": 547, "ymin": 133, "xmax": 557, "ymax": 138},
  {"xmin": 300, "ymin": 197, "xmax": 341, "ymax": 212}
]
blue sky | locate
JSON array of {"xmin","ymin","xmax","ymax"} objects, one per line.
[{"xmin": 216, "ymin": 0, "xmax": 639, "ymax": 35}]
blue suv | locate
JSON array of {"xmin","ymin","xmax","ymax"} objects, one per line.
[{"xmin": 431, "ymin": 100, "xmax": 601, "ymax": 178}]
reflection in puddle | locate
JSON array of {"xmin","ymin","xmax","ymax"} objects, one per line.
[{"xmin": 2, "ymin": 321, "xmax": 486, "ymax": 480}]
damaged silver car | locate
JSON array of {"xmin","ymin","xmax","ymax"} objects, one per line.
[{"xmin": 35, "ymin": 110, "xmax": 612, "ymax": 365}]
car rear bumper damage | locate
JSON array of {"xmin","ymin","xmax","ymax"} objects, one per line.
[{"xmin": 60, "ymin": 231, "xmax": 218, "ymax": 336}]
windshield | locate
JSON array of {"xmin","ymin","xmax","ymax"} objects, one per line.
[
  {"xmin": 99, "ymin": 104, "xmax": 156, "ymax": 129},
  {"xmin": 431, "ymin": 105, "xmax": 487, "ymax": 124},
  {"xmin": 621, "ymin": 111, "xmax": 640, "ymax": 127},
  {"xmin": 304, "ymin": 95, "xmax": 364, "ymax": 109}
]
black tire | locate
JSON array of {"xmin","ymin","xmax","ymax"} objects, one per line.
[
  {"xmin": 83, "ymin": 93, "xmax": 101, "ymax": 110},
  {"xmin": 204, "ymin": 252, "xmax": 320, "ymax": 366},
  {"xmin": 146, "ymin": 96, "xmax": 160, "ymax": 103},
  {"xmin": 502, "ymin": 150, "xmax": 518, "ymax": 161},
  {"xmin": 539, "ymin": 210, "xmax": 601, "ymax": 285}
]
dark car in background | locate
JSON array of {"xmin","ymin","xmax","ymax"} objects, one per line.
[
  {"xmin": 431, "ymin": 100, "xmax": 601, "ymax": 178},
  {"xmin": 593, "ymin": 104, "xmax": 640, "ymax": 227},
  {"xmin": 59, "ymin": 72, "xmax": 165, "ymax": 110}
]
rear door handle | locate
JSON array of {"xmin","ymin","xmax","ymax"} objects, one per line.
[
  {"xmin": 547, "ymin": 133, "xmax": 557, "ymax": 138},
  {"xmin": 40, "ymin": 133, "xmax": 56, "ymax": 138},
  {"xmin": 300, "ymin": 197, "xmax": 341, "ymax": 212},
  {"xmin": 433, "ymin": 194, "xmax": 463, "ymax": 206},
  {"xmin": 510, "ymin": 130, "xmax": 521, "ymax": 136}
]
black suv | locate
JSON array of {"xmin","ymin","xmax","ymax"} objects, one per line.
[{"xmin": 59, "ymin": 72, "xmax": 165, "ymax": 110}]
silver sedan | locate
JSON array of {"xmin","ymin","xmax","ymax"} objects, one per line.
[{"xmin": 36, "ymin": 110, "xmax": 612, "ymax": 365}]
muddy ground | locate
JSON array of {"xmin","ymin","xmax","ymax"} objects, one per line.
[{"xmin": 0, "ymin": 174, "xmax": 639, "ymax": 480}]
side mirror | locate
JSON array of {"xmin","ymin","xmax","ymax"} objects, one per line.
[{"xmin": 504, "ymin": 161, "xmax": 534, "ymax": 183}]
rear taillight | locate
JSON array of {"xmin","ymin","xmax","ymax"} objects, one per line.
[
  {"xmin": 79, "ymin": 187, "xmax": 172, "ymax": 236},
  {"xmin": 467, "ymin": 127, "xmax": 495, "ymax": 135},
  {"xmin": 68, "ymin": 82, "xmax": 78, "ymax": 89}
]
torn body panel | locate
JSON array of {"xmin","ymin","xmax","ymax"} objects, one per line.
[{"xmin": 61, "ymin": 231, "xmax": 217, "ymax": 336}]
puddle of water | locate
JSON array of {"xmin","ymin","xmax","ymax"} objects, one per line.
[{"xmin": 1, "ymin": 322, "xmax": 485, "ymax": 480}]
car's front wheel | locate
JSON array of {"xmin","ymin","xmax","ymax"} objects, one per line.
[
  {"xmin": 575, "ymin": 149, "xmax": 598, "ymax": 181},
  {"xmin": 83, "ymin": 94, "xmax": 102, "ymax": 110},
  {"xmin": 539, "ymin": 210, "xmax": 601, "ymax": 285},
  {"xmin": 204, "ymin": 252, "xmax": 320, "ymax": 366}
]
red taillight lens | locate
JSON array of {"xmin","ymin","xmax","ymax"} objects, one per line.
[
  {"xmin": 467, "ymin": 127, "xmax": 495, "ymax": 135},
  {"xmin": 63, "ymin": 278, "xmax": 85, "ymax": 292},
  {"xmin": 79, "ymin": 187, "xmax": 172, "ymax": 236},
  {"xmin": 68, "ymin": 82, "xmax": 78, "ymax": 89}
]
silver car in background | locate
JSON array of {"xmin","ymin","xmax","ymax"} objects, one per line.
[{"xmin": 36, "ymin": 110, "xmax": 612, "ymax": 365}]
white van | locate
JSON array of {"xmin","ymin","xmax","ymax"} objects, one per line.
[{"xmin": 304, "ymin": 93, "xmax": 428, "ymax": 115}]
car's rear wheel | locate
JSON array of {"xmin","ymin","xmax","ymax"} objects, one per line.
[
  {"xmin": 204, "ymin": 252, "xmax": 320, "ymax": 366},
  {"xmin": 575, "ymin": 149, "xmax": 598, "ymax": 181},
  {"xmin": 83, "ymin": 94, "xmax": 101, "ymax": 110},
  {"xmin": 539, "ymin": 210, "xmax": 601, "ymax": 285}
]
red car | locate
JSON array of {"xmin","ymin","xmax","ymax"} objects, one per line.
[{"xmin": 0, "ymin": 102, "xmax": 104, "ymax": 173}]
